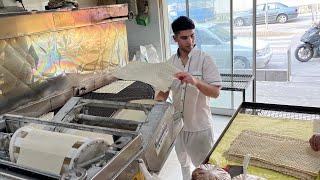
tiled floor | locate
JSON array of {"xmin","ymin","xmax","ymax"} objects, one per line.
[{"xmin": 158, "ymin": 115, "xmax": 231, "ymax": 179}]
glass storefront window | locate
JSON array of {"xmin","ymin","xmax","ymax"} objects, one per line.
[
  {"xmin": 166, "ymin": 0, "xmax": 254, "ymax": 111},
  {"xmin": 167, "ymin": 0, "xmax": 187, "ymax": 23},
  {"xmin": 232, "ymin": 0, "xmax": 254, "ymax": 108}
]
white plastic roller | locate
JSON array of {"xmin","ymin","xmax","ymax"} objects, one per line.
[{"xmin": 9, "ymin": 126, "xmax": 108, "ymax": 176}]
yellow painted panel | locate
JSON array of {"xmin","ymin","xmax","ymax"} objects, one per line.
[
  {"xmin": 73, "ymin": 9, "xmax": 92, "ymax": 27},
  {"xmin": 52, "ymin": 11, "xmax": 75, "ymax": 29},
  {"xmin": 0, "ymin": 13, "xmax": 55, "ymax": 39}
]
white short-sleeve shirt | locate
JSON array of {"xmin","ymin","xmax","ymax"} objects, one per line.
[{"xmin": 168, "ymin": 48, "xmax": 221, "ymax": 132}]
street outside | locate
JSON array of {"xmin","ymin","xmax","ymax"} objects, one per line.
[
  {"xmin": 169, "ymin": 7, "xmax": 320, "ymax": 106},
  {"xmin": 234, "ymin": 14, "xmax": 320, "ymax": 107},
  {"xmin": 234, "ymin": 14, "xmax": 320, "ymax": 82}
]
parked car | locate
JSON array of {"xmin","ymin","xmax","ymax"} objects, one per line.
[
  {"xmin": 168, "ymin": 1, "xmax": 214, "ymax": 23},
  {"xmin": 170, "ymin": 24, "xmax": 272, "ymax": 69},
  {"xmin": 234, "ymin": 2, "xmax": 298, "ymax": 26},
  {"xmin": 169, "ymin": 7, "xmax": 214, "ymax": 23}
]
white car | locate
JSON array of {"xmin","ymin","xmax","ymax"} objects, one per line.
[{"xmin": 171, "ymin": 24, "xmax": 272, "ymax": 69}]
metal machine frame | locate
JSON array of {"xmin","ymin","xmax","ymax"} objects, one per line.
[{"xmin": 0, "ymin": 96, "xmax": 183, "ymax": 179}]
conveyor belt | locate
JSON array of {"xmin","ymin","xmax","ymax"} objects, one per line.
[
  {"xmin": 83, "ymin": 81, "xmax": 154, "ymax": 102},
  {"xmin": 81, "ymin": 81, "xmax": 155, "ymax": 117}
]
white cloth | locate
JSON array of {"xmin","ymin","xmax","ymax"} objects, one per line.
[
  {"xmin": 168, "ymin": 48, "xmax": 221, "ymax": 132},
  {"xmin": 175, "ymin": 128, "xmax": 214, "ymax": 180}
]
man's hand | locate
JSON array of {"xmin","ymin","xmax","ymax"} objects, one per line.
[
  {"xmin": 309, "ymin": 134, "xmax": 320, "ymax": 151},
  {"xmin": 174, "ymin": 72, "xmax": 198, "ymax": 86},
  {"xmin": 174, "ymin": 72, "xmax": 220, "ymax": 98}
]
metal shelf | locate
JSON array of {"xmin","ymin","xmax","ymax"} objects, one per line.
[{"xmin": 220, "ymin": 73, "xmax": 253, "ymax": 101}]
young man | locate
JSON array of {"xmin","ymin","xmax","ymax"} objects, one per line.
[
  {"xmin": 157, "ymin": 16, "xmax": 221, "ymax": 180},
  {"xmin": 309, "ymin": 133, "xmax": 320, "ymax": 151}
]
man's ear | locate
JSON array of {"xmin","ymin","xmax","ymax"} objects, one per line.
[{"xmin": 173, "ymin": 35, "xmax": 177, "ymax": 42}]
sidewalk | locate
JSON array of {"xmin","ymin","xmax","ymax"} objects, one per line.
[{"xmin": 255, "ymin": 81, "xmax": 320, "ymax": 107}]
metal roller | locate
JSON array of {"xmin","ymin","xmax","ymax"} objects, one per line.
[{"xmin": 9, "ymin": 126, "xmax": 108, "ymax": 176}]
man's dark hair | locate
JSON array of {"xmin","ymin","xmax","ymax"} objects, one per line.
[{"xmin": 171, "ymin": 16, "xmax": 195, "ymax": 34}]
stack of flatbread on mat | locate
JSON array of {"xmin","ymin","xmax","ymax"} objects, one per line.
[{"xmin": 225, "ymin": 130, "xmax": 320, "ymax": 179}]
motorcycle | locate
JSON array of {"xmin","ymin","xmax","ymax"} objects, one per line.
[{"xmin": 295, "ymin": 24, "xmax": 320, "ymax": 62}]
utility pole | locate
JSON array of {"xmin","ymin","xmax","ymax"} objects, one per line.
[
  {"xmin": 253, "ymin": 0, "xmax": 257, "ymax": 103},
  {"xmin": 265, "ymin": 0, "xmax": 269, "ymax": 38},
  {"xmin": 186, "ymin": 0, "xmax": 189, "ymax": 18}
]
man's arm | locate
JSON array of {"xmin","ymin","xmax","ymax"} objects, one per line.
[
  {"xmin": 175, "ymin": 72, "xmax": 220, "ymax": 98},
  {"xmin": 155, "ymin": 91, "xmax": 170, "ymax": 101},
  {"xmin": 195, "ymin": 80, "xmax": 220, "ymax": 98}
]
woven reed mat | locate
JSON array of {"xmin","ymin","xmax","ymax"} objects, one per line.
[{"xmin": 225, "ymin": 130, "xmax": 320, "ymax": 180}]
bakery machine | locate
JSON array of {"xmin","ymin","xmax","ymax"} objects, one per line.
[
  {"xmin": 0, "ymin": 93, "xmax": 183, "ymax": 179},
  {"xmin": 0, "ymin": 4, "xmax": 184, "ymax": 179}
]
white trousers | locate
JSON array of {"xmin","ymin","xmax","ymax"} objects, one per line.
[{"xmin": 175, "ymin": 128, "xmax": 214, "ymax": 180}]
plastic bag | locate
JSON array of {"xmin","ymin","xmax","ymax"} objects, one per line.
[
  {"xmin": 132, "ymin": 44, "xmax": 160, "ymax": 63},
  {"xmin": 192, "ymin": 164, "xmax": 231, "ymax": 180},
  {"xmin": 138, "ymin": 159, "xmax": 161, "ymax": 180}
]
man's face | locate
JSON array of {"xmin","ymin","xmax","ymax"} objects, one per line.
[{"xmin": 173, "ymin": 29, "xmax": 195, "ymax": 54}]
